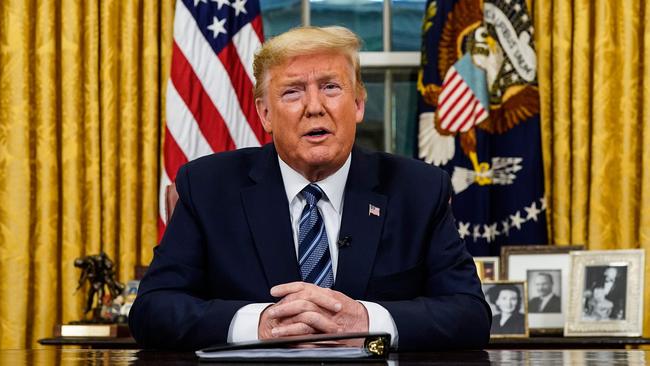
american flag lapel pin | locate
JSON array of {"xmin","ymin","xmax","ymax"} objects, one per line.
[{"xmin": 369, "ymin": 204, "xmax": 380, "ymax": 217}]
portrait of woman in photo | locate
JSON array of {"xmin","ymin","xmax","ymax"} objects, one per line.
[{"xmin": 486, "ymin": 284, "xmax": 527, "ymax": 335}]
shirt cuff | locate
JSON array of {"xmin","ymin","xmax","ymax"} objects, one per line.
[
  {"xmin": 227, "ymin": 303, "xmax": 273, "ymax": 343},
  {"xmin": 358, "ymin": 300, "xmax": 399, "ymax": 348}
]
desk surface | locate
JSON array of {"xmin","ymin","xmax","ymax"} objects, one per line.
[
  {"xmin": 38, "ymin": 335, "xmax": 650, "ymax": 349},
  {"xmin": 1, "ymin": 349, "xmax": 649, "ymax": 365}
]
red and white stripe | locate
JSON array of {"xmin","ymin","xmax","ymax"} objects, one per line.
[
  {"xmin": 436, "ymin": 68, "xmax": 488, "ymax": 133},
  {"xmin": 159, "ymin": 1, "xmax": 271, "ymax": 239}
]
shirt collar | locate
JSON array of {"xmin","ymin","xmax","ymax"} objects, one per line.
[
  {"xmin": 278, "ymin": 153, "xmax": 351, "ymax": 214},
  {"xmin": 540, "ymin": 293, "xmax": 554, "ymax": 301}
]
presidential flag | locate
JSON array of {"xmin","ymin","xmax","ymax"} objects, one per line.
[
  {"xmin": 417, "ymin": 0, "xmax": 547, "ymax": 255},
  {"xmin": 160, "ymin": 0, "xmax": 271, "ymax": 237}
]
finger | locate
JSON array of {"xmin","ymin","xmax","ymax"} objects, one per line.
[
  {"xmin": 281, "ymin": 287, "xmax": 343, "ymax": 313},
  {"xmin": 270, "ymin": 282, "xmax": 306, "ymax": 297},
  {"xmin": 266, "ymin": 299, "xmax": 325, "ymax": 319},
  {"xmin": 287, "ymin": 311, "xmax": 341, "ymax": 334},
  {"xmin": 271, "ymin": 322, "xmax": 316, "ymax": 338}
]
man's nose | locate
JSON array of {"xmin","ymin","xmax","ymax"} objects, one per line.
[{"xmin": 304, "ymin": 86, "xmax": 325, "ymax": 118}]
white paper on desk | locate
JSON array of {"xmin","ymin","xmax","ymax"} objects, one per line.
[{"xmin": 196, "ymin": 347, "xmax": 370, "ymax": 359}]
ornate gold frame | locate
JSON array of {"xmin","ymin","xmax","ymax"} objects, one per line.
[
  {"xmin": 474, "ymin": 256, "xmax": 500, "ymax": 282},
  {"xmin": 482, "ymin": 280, "xmax": 529, "ymax": 339},
  {"xmin": 500, "ymin": 245, "xmax": 585, "ymax": 335}
]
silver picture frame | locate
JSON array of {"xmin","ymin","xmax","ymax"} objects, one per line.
[{"xmin": 565, "ymin": 249, "xmax": 645, "ymax": 337}]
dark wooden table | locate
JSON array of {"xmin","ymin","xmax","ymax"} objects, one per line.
[
  {"xmin": 39, "ymin": 336, "xmax": 139, "ymax": 349},
  {"xmin": 3, "ymin": 349, "xmax": 650, "ymax": 365},
  {"xmin": 39, "ymin": 335, "xmax": 650, "ymax": 350},
  {"xmin": 488, "ymin": 336, "xmax": 650, "ymax": 349}
]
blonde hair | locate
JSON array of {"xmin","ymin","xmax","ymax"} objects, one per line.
[{"xmin": 253, "ymin": 26, "xmax": 366, "ymax": 100}]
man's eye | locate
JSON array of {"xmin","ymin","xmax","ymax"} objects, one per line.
[
  {"xmin": 281, "ymin": 89, "xmax": 302, "ymax": 100},
  {"xmin": 323, "ymin": 83, "xmax": 342, "ymax": 95}
]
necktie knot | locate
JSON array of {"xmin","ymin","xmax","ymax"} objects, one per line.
[{"xmin": 301, "ymin": 184, "xmax": 323, "ymax": 207}]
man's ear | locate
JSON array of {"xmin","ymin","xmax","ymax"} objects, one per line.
[
  {"xmin": 354, "ymin": 96, "xmax": 365, "ymax": 124},
  {"xmin": 255, "ymin": 98, "xmax": 272, "ymax": 133}
]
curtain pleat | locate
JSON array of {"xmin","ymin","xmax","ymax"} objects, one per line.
[
  {"xmin": 548, "ymin": 0, "xmax": 574, "ymax": 244},
  {"xmin": 99, "ymin": 0, "xmax": 120, "ymax": 270},
  {"xmin": 533, "ymin": 0, "xmax": 552, "ymax": 242},
  {"xmin": 60, "ymin": 0, "xmax": 91, "ymax": 328},
  {"xmin": 640, "ymin": 0, "xmax": 650, "ymax": 338},
  {"xmin": 140, "ymin": 0, "xmax": 167, "ymax": 267},
  {"xmin": 569, "ymin": 0, "xmax": 591, "ymax": 246},
  {"xmin": 30, "ymin": 0, "xmax": 60, "ymax": 346},
  {"xmin": 0, "ymin": 0, "xmax": 36, "ymax": 349},
  {"xmin": 117, "ymin": 0, "xmax": 141, "ymax": 283}
]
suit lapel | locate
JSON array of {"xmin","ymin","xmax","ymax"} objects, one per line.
[
  {"xmin": 241, "ymin": 144, "xmax": 301, "ymax": 288},
  {"xmin": 333, "ymin": 147, "xmax": 386, "ymax": 298}
]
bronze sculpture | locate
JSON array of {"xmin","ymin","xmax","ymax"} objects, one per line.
[{"xmin": 74, "ymin": 252, "xmax": 125, "ymax": 322}]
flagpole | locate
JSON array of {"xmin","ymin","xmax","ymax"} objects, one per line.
[
  {"xmin": 382, "ymin": 0, "xmax": 393, "ymax": 153},
  {"xmin": 301, "ymin": 0, "xmax": 310, "ymax": 26}
]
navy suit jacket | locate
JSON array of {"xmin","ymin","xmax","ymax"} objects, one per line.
[
  {"xmin": 529, "ymin": 294, "xmax": 561, "ymax": 313},
  {"xmin": 129, "ymin": 144, "xmax": 491, "ymax": 350}
]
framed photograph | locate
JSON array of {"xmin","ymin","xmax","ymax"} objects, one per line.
[
  {"xmin": 473, "ymin": 256, "xmax": 499, "ymax": 282},
  {"xmin": 565, "ymin": 249, "xmax": 645, "ymax": 337},
  {"xmin": 482, "ymin": 281, "xmax": 529, "ymax": 338},
  {"xmin": 501, "ymin": 245, "xmax": 584, "ymax": 334}
]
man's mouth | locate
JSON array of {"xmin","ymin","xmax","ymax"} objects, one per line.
[{"xmin": 305, "ymin": 129, "xmax": 330, "ymax": 137}]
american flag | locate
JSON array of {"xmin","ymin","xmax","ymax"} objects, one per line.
[
  {"xmin": 160, "ymin": 0, "xmax": 271, "ymax": 238},
  {"xmin": 368, "ymin": 204, "xmax": 380, "ymax": 217},
  {"xmin": 437, "ymin": 55, "xmax": 489, "ymax": 133}
]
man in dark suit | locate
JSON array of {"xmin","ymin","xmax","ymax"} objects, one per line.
[
  {"xmin": 528, "ymin": 272, "xmax": 561, "ymax": 313},
  {"xmin": 129, "ymin": 26, "xmax": 490, "ymax": 351}
]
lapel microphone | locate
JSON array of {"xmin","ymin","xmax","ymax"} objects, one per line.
[{"xmin": 337, "ymin": 236, "xmax": 352, "ymax": 248}]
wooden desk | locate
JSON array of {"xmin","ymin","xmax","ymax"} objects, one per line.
[
  {"xmin": 2, "ymin": 349, "xmax": 650, "ymax": 365},
  {"xmin": 38, "ymin": 336, "xmax": 138, "ymax": 349},
  {"xmin": 39, "ymin": 335, "xmax": 650, "ymax": 350},
  {"xmin": 488, "ymin": 336, "xmax": 650, "ymax": 349}
]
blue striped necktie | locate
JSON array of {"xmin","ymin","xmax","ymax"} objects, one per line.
[{"xmin": 298, "ymin": 184, "xmax": 334, "ymax": 288}]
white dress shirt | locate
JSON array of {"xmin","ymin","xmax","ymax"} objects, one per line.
[
  {"xmin": 227, "ymin": 153, "xmax": 398, "ymax": 347},
  {"xmin": 538, "ymin": 293, "xmax": 554, "ymax": 312}
]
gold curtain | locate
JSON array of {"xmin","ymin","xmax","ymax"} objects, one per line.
[
  {"xmin": 534, "ymin": 0, "xmax": 650, "ymax": 335},
  {"xmin": 0, "ymin": 0, "xmax": 174, "ymax": 348}
]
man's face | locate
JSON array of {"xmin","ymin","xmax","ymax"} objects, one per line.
[
  {"xmin": 255, "ymin": 52, "xmax": 365, "ymax": 180},
  {"xmin": 534, "ymin": 275, "xmax": 553, "ymax": 297}
]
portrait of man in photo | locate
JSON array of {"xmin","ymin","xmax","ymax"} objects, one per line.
[{"xmin": 527, "ymin": 270, "xmax": 561, "ymax": 314}]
